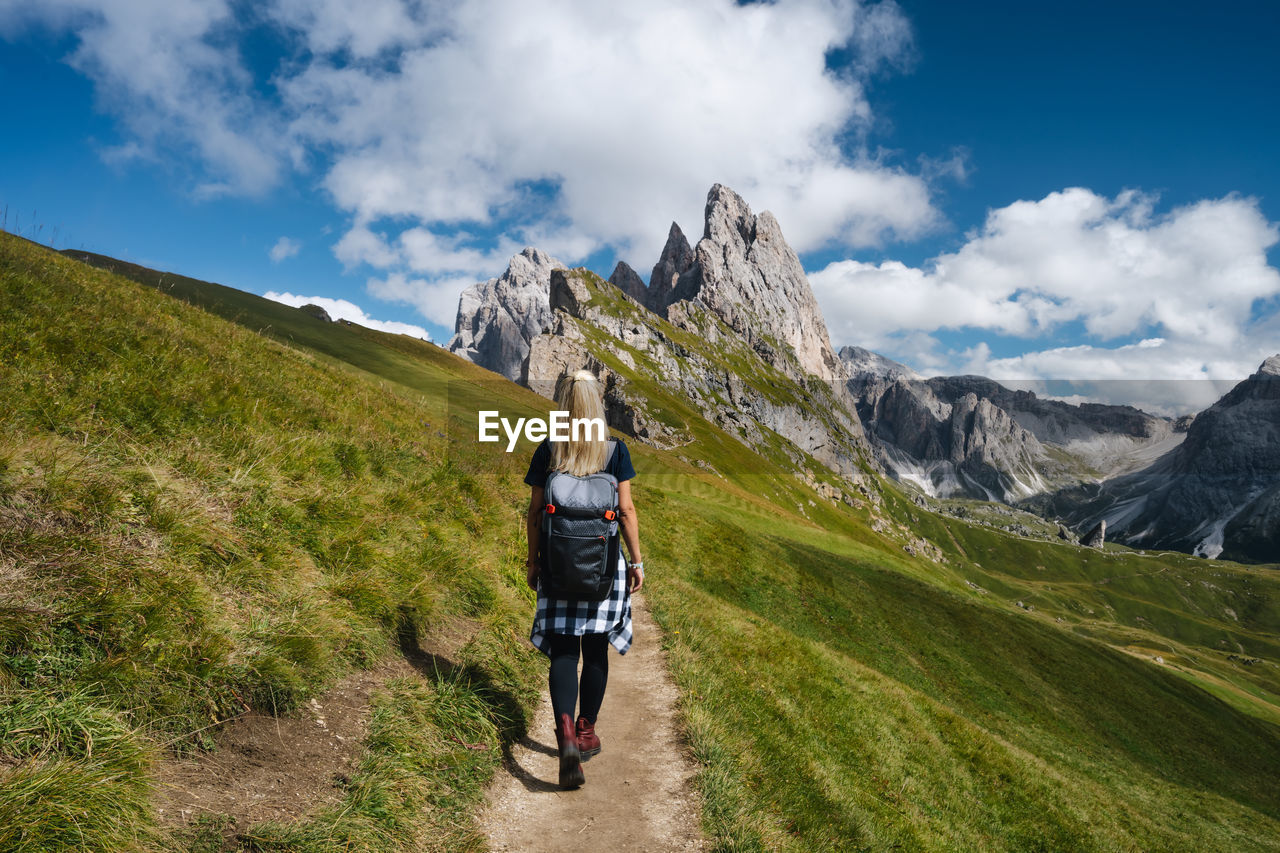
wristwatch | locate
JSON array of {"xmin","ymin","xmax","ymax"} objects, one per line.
[{"xmin": 628, "ymin": 561, "xmax": 644, "ymax": 571}]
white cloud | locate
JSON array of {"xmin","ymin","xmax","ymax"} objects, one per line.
[
  {"xmin": 283, "ymin": 0, "xmax": 935, "ymax": 262},
  {"xmin": 284, "ymin": 0, "xmax": 939, "ymax": 319},
  {"xmin": 1, "ymin": 0, "xmax": 288, "ymax": 196},
  {"xmin": 265, "ymin": 0, "xmax": 438, "ymax": 59},
  {"xmin": 262, "ymin": 290, "xmax": 431, "ymax": 340},
  {"xmin": 811, "ymin": 188, "xmax": 1280, "ymax": 407},
  {"xmin": 6, "ymin": 0, "xmax": 941, "ymax": 321},
  {"xmin": 332, "ymin": 224, "xmax": 403, "ymax": 270},
  {"xmin": 268, "ymin": 236, "xmax": 301, "ymax": 262},
  {"xmin": 365, "ymin": 273, "xmax": 476, "ymax": 329}
]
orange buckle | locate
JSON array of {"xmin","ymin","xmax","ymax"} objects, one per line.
[
  {"xmin": 545, "ymin": 504, "xmax": 556, "ymax": 514},
  {"xmin": 603, "ymin": 510, "xmax": 617, "ymax": 521}
]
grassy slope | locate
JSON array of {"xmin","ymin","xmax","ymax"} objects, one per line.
[
  {"xmin": 548, "ymin": 271, "xmax": 1280, "ymax": 850},
  {"xmin": 0, "ymin": 235, "xmax": 550, "ymax": 851},
  {"xmin": 3, "ymin": 237, "xmax": 1278, "ymax": 851}
]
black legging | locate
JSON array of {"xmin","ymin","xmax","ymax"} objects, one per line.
[{"xmin": 548, "ymin": 632, "xmax": 609, "ymax": 724}]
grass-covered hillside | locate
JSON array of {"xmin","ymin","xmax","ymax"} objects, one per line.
[
  {"xmin": 3, "ymin": 232, "xmax": 1278, "ymax": 851},
  {"xmin": 1, "ymin": 233, "xmax": 553, "ymax": 851},
  {"xmin": 543, "ymin": 267, "xmax": 1280, "ymax": 850}
]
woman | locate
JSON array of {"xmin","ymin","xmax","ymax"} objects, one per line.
[{"xmin": 524, "ymin": 370, "xmax": 644, "ymax": 789}]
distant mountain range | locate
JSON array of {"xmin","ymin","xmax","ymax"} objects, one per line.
[
  {"xmin": 1026, "ymin": 356, "xmax": 1280, "ymax": 561},
  {"xmin": 443, "ymin": 185, "xmax": 1277, "ymax": 562}
]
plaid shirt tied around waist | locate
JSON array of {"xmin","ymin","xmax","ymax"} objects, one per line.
[{"xmin": 530, "ymin": 554, "xmax": 632, "ymax": 655}]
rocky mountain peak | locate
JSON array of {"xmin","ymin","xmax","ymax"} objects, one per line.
[
  {"xmin": 660, "ymin": 184, "xmax": 841, "ymax": 380},
  {"xmin": 1213, "ymin": 353, "xmax": 1280, "ymax": 408},
  {"xmin": 608, "ymin": 261, "xmax": 648, "ymax": 305},
  {"xmin": 703, "ymin": 182, "xmax": 756, "ymax": 247},
  {"xmin": 508, "ymin": 246, "xmax": 559, "ymax": 280},
  {"xmin": 840, "ymin": 345, "xmax": 920, "ymax": 382},
  {"xmin": 446, "ymin": 247, "xmax": 564, "ymax": 381},
  {"xmin": 647, "ymin": 222, "xmax": 695, "ymax": 310}
]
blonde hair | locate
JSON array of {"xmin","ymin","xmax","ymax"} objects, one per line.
[{"xmin": 550, "ymin": 369, "xmax": 609, "ymax": 476}]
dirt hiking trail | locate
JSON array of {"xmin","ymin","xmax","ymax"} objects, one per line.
[{"xmin": 482, "ymin": 595, "xmax": 705, "ymax": 851}]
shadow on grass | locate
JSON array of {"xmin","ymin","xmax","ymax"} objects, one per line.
[
  {"xmin": 396, "ymin": 611, "xmax": 565, "ymax": 794},
  {"xmin": 396, "ymin": 609, "xmax": 532, "ymax": 750}
]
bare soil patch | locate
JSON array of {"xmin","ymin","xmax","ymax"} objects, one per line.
[
  {"xmin": 153, "ymin": 656, "xmax": 415, "ymax": 832},
  {"xmin": 152, "ymin": 614, "xmax": 481, "ymax": 837}
]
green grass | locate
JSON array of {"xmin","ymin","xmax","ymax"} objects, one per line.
[
  {"xmin": 0, "ymin": 233, "xmax": 545, "ymax": 850},
  {"xmin": 646, "ymin": 491, "xmax": 1280, "ymax": 851},
  {"xmin": 556, "ymin": 268, "xmax": 1280, "ymax": 850},
  {"xmin": 3, "ymin": 233, "xmax": 1278, "ymax": 851}
]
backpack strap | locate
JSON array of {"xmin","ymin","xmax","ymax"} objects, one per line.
[{"xmin": 600, "ymin": 439, "xmax": 618, "ymax": 474}]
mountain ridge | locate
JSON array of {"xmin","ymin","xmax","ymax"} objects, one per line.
[
  {"xmin": 1029, "ymin": 354, "xmax": 1280, "ymax": 560},
  {"xmin": 442, "ymin": 185, "xmax": 1274, "ymax": 560}
]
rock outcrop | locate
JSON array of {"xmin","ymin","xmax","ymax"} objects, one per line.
[
  {"xmin": 299, "ymin": 304, "xmax": 332, "ymax": 322},
  {"xmin": 656, "ymin": 185, "xmax": 842, "ymax": 380},
  {"xmin": 1082, "ymin": 520, "xmax": 1106, "ymax": 548},
  {"xmin": 447, "ymin": 247, "xmax": 564, "ymax": 381},
  {"xmin": 1033, "ymin": 355, "xmax": 1280, "ymax": 562},
  {"xmin": 647, "ymin": 223, "xmax": 696, "ymax": 311},
  {"xmin": 608, "ymin": 261, "xmax": 649, "ymax": 305}
]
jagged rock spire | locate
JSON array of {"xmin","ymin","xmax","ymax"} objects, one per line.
[
  {"xmin": 608, "ymin": 261, "xmax": 649, "ymax": 305},
  {"xmin": 647, "ymin": 222, "xmax": 695, "ymax": 311},
  {"xmin": 662, "ymin": 184, "xmax": 841, "ymax": 380}
]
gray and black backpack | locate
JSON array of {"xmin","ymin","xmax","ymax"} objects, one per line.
[{"xmin": 540, "ymin": 440, "xmax": 620, "ymax": 601}]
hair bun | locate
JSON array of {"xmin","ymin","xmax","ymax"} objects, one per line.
[{"xmin": 573, "ymin": 369, "xmax": 597, "ymax": 383}]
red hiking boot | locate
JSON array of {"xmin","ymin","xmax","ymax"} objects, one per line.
[
  {"xmin": 555, "ymin": 713, "xmax": 584, "ymax": 789},
  {"xmin": 576, "ymin": 716, "xmax": 601, "ymax": 761}
]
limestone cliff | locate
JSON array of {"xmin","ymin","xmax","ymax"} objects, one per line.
[
  {"xmin": 1033, "ymin": 355, "xmax": 1280, "ymax": 561},
  {"xmin": 446, "ymin": 247, "xmax": 564, "ymax": 381},
  {"xmin": 655, "ymin": 185, "xmax": 842, "ymax": 380}
]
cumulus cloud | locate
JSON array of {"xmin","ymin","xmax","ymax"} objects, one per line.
[
  {"xmin": 1, "ymin": 0, "xmax": 289, "ymax": 197},
  {"xmin": 811, "ymin": 188, "xmax": 1280, "ymax": 408},
  {"xmin": 364, "ymin": 273, "xmax": 476, "ymax": 328},
  {"xmin": 280, "ymin": 0, "xmax": 935, "ymax": 263},
  {"xmin": 262, "ymin": 291, "xmax": 431, "ymax": 340},
  {"xmin": 268, "ymin": 236, "xmax": 301, "ymax": 262},
  {"xmin": 4, "ymin": 0, "xmax": 941, "ymax": 321}
]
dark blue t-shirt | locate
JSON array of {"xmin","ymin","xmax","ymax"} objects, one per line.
[{"xmin": 523, "ymin": 438, "xmax": 635, "ymax": 489}]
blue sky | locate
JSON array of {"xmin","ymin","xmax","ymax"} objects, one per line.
[{"xmin": 2, "ymin": 0, "xmax": 1278, "ymax": 413}]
